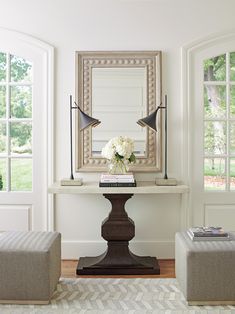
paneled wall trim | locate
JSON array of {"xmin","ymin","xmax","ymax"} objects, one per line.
[{"xmin": 0, "ymin": 205, "xmax": 31, "ymax": 231}]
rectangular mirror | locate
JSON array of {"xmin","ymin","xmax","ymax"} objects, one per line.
[
  {"xmin": 75, "ymin": 51, "xmax": 162, "ymax": 172},
  {"xmin": 92, "ymin": 67, "xmax": 147, "ymax": 157}
]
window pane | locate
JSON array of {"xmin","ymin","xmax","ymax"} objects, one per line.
[
  {"xmin": 0, "ymin": 52, "xmax": 6, "ymax": 82},
  {"xmin": 230, "ymin": 122, "xmax": 235, "ymax": 154},
  {"xmin": 204, "ymin": 158, "xmax": 226, "ymax": 190},
  {"xmin": 230, "ymin": 86, "xmax": 235, "ymax": 118},
  {"xmin": 0, "ymin": 122, "xmax": 6, "ymax": 154},
  {"xmin": 10, "ymin": 86, "xmax": 32, "ymax": 118},
  {"xmin": 10, "ymin": 55, "xmax": 32, "ymax": 82},
  {"xmin": 230, "ymin": 52, "xmax": 235, "ymax": 81},
  {"xmin": 204, "ymin": 54, "xmax": 226, "ymax": 81},
  {"xmin": 204, "ymin": 85, "xmax": 226, "ymax": 118},
  {"xmin": 10, "ymin": 122, "xmax": 32, "ymax": 154},
  {"xmin": 11, "ymin": 158, "xmax": 32, "ymax": 191},
  {"xmin": 0, "ymin": 86, "xmax": 6, "ymax": 118},
  {"xmin": 230, "ymin": 158, "xmax": 235, "ymax": 190},
  {"xmin": 0, "ymin": 158, "xmax": 6, "ymax": 191},
  {"xmin": 204, "ymin": 121, "xmax": 226, "ymax": 155}
]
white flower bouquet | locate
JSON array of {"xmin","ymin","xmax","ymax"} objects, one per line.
[{"xmin": 101, "ymin": 136, "xmax": 136, "ymax": 174}]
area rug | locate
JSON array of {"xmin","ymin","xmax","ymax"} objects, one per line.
[{"xmin": 1, "ymin": 278, "xmax": 235, "ymax": 314}]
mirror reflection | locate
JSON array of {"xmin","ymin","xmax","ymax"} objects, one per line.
[{"xmin": 92, "ymin": 67, "xmax": 147, "ymax": 157}]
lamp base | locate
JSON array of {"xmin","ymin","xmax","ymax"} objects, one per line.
[
  {"xmin": 60, "ymin": 178, "xmax": 83, "ymax": 186},
  {"xmin": 155, "ymin": 178, "xmax": 177, "ymax": 186}
]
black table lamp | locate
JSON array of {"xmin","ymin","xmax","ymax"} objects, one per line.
[
  {"xmin": 61, "ymin": 95, "xmax": 101, "ymax": 186},
  {"xmin": 137, "ymin": 95, "xmax": 177, "ymax": 186}
]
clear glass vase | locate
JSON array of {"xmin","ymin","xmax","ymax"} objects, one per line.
[{"xmin": 108, "ymin": 159, "xmax": 129, "ymax": 175}]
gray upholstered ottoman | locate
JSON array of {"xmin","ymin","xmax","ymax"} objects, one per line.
[
  {"xmin": 0, "ymin": 231, "xmax": 61, "ymax": 304},
  {"xmin": 175, "ymin": 231, "xmax": 235, "ymax": 305}
]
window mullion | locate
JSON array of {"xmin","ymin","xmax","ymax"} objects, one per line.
[{"xmin": 204, "ymin": 154, "xmax": 227, "ymax": 158}]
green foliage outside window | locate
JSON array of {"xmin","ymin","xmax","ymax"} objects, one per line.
[
  {"xmin": 10, "ymin": 122, "xmax": 32, "ymax": 154},
  {"xmin": 0, "ymin": 122, "xmax": 6, "ymax": 153},
  {"xmin": 204, "ymin": 54, "xmax": 226, "ymax": 81},
  {"xmin": 0, "ymin": 52, "xmax": 6, "ymax": 81},
  {"xmin": 230, "ymin": 52, "xmax": 235, "ymax": 81},
  {"xmin": 230, "ymin": 86, "xmax": 235, "ymax": 117},
  {"xmin": 0, "ymin": 86, "xmax": 6, "ymax": 118},
  {"xmin": 0, "ymin": 159, "xmax": 6, "ymax": 191},
  {"xmin": 204, "ymin": 85, "xmax": 226, "ymax": 118},
  {"xmin": 11, "ymin": 159, "xmax": 32, "ymax": 191},
  {"xmin": 11, "ymin": 86, "xmax": 32, "ymax": 118},
  {"xmin": 10, "ymin": 55, "xmax": 32, "ymax": 82},
  {"xmin": 0, "ymin": 174, "xmax": 3, "ymax": 190}
]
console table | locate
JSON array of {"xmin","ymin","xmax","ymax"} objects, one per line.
[{"xmin": 48, "ymin": 181, "xmax": 189, "ymax": 275}]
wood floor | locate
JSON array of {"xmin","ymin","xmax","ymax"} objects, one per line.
[{"xmin": 61, "ymin": 259, "xmax": 175, "ymax": 278}]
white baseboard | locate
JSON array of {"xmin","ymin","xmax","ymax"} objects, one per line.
[{"xmin": 62, "ymin": 240, "xmax": 175, "ymax": 259}]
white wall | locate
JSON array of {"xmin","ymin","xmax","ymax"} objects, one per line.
[{"xmin": 1, "ymin": 0, "xmax": 235, "ymax": 258}]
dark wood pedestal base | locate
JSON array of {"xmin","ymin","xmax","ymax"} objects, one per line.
[{"xmin": 76, "ymin": 194, "xmax": 160, "ymax": 275}]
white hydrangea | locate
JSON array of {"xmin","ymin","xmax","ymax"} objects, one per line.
[
  {"xmin": 101, "ymin": 142, "xmax": 115, "ymax": 160},
  {"xmin": 101, "ymin": 136, "xmax": 135, "ymax": 161}
]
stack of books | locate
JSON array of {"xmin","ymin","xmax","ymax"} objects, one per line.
[
  {"xmin": 99, "ymin": 173, "xmax": 136, "ymax": 187},
  {"xmin": 187, "ymin": 227, "xmax": 230, "ymax": 241}
]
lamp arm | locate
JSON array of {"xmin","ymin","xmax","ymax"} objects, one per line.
[
  {"xmin": 73, "ymin": 101, "xmax": 81, "ymax": 111},
  {"xmin": 164, "ymin": 95, "xmax": 168, "ymax": 179},
  {"xmin": 70, "ymin": 100, "xmax": 84, "ymax": 180},
  {"xmin": 156, "ymin": 101, "xmax": 167, "ymax": 179},
  {"xmin": 156, "ymin": 103, "xmax": 164, "ymax": 111},
  {"xmin": 70, "ymin": 95, "xmax": 74, "ymax": 180}
]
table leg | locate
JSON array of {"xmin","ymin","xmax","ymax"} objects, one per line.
[{"xmin": 76, "ymin": 193, "xmax": 160, "ymax": 275}]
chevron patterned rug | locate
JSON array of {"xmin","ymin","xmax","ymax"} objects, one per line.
[{"xmin": 1, "ymin": 278, "xmax": 235, "ymax": 314}]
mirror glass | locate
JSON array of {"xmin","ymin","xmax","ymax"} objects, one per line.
[
  {"xmin": 92, "ymin": 67, "xmax": 147, "ymax": 156},
  {"xmin": 75, "ymin": 51, "xmax": 162, "ymax": 172}
]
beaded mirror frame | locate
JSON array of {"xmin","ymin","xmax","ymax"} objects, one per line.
[{"xmin": 75, "ymin": 51, "xmax": 162, "ymax": 172}]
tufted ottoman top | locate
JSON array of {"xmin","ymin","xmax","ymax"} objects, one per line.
[
  {"xmin": 177, "ymin": 230, "xmax": 235, "ymax": 253},
  {"xmin": 0, "ymin": 231, "xmax": 60, "ymax": 252}
]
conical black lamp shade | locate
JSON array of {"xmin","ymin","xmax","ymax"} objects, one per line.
[
  {"xmin": 78, "ymin": 108, "xmax": 101, "ymax": 130},
  {"xmin": 137, "ymin": 107, "xmax": 160, "ymax": 132}
]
